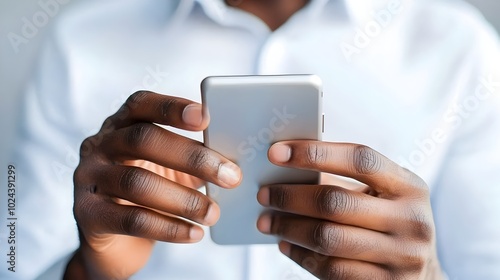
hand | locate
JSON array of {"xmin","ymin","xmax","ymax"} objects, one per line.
[
  {"xmin": 65, "ymin": 91, "xmax": 242, "ymax": 280},
  {"xmin": 257, "ymin": 141, "xmax": 444, "ymax": 280}
]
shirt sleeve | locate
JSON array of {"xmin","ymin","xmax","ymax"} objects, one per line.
[
  {"xmin": 431, "ymin": 16, "xmax": 500, "ymax": 278},
  {"xmin": 0, "ymin": 30, "xmax": 83, "ymax": 279}
]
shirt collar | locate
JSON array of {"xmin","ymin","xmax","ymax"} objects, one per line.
[
  {"xmin": 193, "ymin": 0, "xmax": 337, "ymax": 22},
  {"xmin": 189, "ymin": 0, "xmax": 404, "ymax": 27}
]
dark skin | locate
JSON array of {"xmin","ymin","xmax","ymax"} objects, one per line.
[
  {"xmin": 225, "ymin": 0, "xmax": 310, "ymax": 31},
  {"xmin": 65, "ymin": 1, "xmax": 445, "ymax": 279}
]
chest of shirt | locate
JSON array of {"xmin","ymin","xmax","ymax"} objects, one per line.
[{"xmin": 67, "ymin": 5, "xmax": 467, "ymax": 187}]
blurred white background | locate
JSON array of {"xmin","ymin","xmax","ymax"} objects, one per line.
[
  {"xmin": 0, "ymin": 1, "xmax": 498, "ymax": 279},
  {"xmin": 1, "ymin": 0, "xmax": 500, "ymax": 164}
]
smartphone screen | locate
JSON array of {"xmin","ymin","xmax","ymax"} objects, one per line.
[{"xmin": 202, "ymin": 75, "xmax": 323, "ymax": 245}]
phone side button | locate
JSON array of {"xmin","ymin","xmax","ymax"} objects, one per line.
[{"xmin": 322, "ymin": 113, "xmax": 325, "ymax": 133}]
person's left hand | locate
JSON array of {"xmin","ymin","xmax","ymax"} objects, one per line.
[{"xmin": 257, "ymin": 141, "xmax": 444, "ymax": 280}]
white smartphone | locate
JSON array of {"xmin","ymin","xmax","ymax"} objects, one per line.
[{"xmin": 201, "ymin": 75, "xmax": 323, "ymax": 245}]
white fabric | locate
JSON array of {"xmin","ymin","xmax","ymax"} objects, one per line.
[{"xmin": 2, "ymin": 0, "xmax": 500, "ymax": 279}]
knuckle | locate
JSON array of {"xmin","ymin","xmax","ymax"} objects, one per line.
[
  {"xmin": 315, "ymin": 188, "xmax": 354, "ymax": 219},
  {"xmin": 158, "ymin": 97, "xmax": 179, "ymax": 118},
  {"xmin": 164, "ymin": 223, "xmax": 181, "ymax": 240},
  {"xmin": 399, "ymin": 167, "xmax": 429, "ymax": 193},
  {"xmin": 187, "ymin": 147, "xmax": 211, "ymax": 170},
  {"xmin": 121, "ymin": 208, "xmax": 151, "ymax": 236},
  {"xmin": 115, "ymin": 105, "xmax": 130, "ymax": 121},
  {"xmin": 269, "ymin": 185, "xmax": 292, "ymax": 209},
  {"xmin": 324, "ymin": 260, "xmax": 378, "ymax": 280},
  {"xmin": 407, "ymin": 207, "xmax": 434, "ymax": 242},
  {"xmin": 182, "ymin": 193, "xmax": 206, "ymax": 218},
  {"xmin": 79, "ymin": 137, "xmax": 95, "ymax": 158},
  {"xmin": 73, "ymin": 166, "xmax": 86, "ymax": 186},
  {"xmin": 125, "ymin": 91, "xmax": 149, "ymax": 110},
  {"xmin": 300, "ymin": 256, "xmax": 321, "ymax": 274},
  {"xmin": 118, "ymin": 168, "xmax": 152, "ymax": 196},
  {"xmin": 100, "ymin": 117, "xmax": 116, "ymax": 134},
  {"xmin": 311, "ymin": 222, "xmax": 342, "ymax": 255},
  {"xmin": 291, "ymin": 248, "xmax": 308, "ymax": 269},
  {"xmin": 73, "ymin": 165, "xmax": 99, "ymax": 195},
  {"xmin": 306, "ymin": 143, "xmax": 328, "ymax": 165},
  {"xmin": 73, "ymin": 193, "xmax": 97, "ymax": 226},
  {"xmin": 396, "ymin": 244, "xmax": 428, "ymax": 272},
  {"xmin": 73, "ymin": 168, "xmax": 101, "ymax": 225},
  {"xmin": 125, "ymin": 123, "xmax": 154, "ymax": 149},
  {"xmin": 351, "ymin": 145, "xmax": 381, "ymax": 175},
  {"xmin": 324, "ymin": 259, "xmax": 348, "ymax": 280}
]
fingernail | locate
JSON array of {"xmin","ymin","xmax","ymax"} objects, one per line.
[
  {"xmin": 270, "ymin": 144, "xmax": 291, "ymax": 163},
  {"xmin": 218, "ymin": 162, "xmax": 241, "ymax": 187},
  {"xmin": 204, "ymin": 204, "xmax": 220, "ymax": 226},
  {"xmin": 257, "ymin": 187, "xmax": 270, "ymax": 206},
  {"xmin": 257, "ymin": 213, "xmax": 271, "ymax": 234},
  {"xmin": 189, "ymin": 226, "xmax": 204, "ymax": 240},
  {"xmin": 279, "ymin": 241, "xmax": 291, "ymax": 256},
  {"xmin": 182, "ymin": 104, "xmax": 203, "ymax": 127}
]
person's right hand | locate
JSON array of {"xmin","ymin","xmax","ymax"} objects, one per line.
[{"xmin": 64, "ymin": 91, "xmax": 242, "ymax": 280}]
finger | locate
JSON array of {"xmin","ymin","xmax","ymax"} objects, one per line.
[
  {"xmin": 268, "ymin": 141, "xmax": 427, "ymax": 197},
  {"xmin": 105, "ymin": 91, "xmax": 209, "ymax": 131},
  {"xmin": 97, "ymin": 165, "xmax": 219, "ymax": 226},
  {"xmin": 257, "ymin": 213, "xmax": 396, "ymax": 265},
  {"xmin": 76, "ymin": 198, "xmax": 204, "ymax": 243},
  {"xmin": 124, "ymin": 160, "xmax": 205, "ymax": 189},
  {"xmin": 279, "ymin": 241, "xmax": 390, "ymax": 280},
  {"xmin": 257, "ymin": 184, "xmax": 397, "ymax": 232},
  {"xmin": 320, "ymin": 173, "xmax": 370, "ymax": 193},
  {"xmin": 99, "ymin": 123, "xmax": 242, "ymax": 188}
]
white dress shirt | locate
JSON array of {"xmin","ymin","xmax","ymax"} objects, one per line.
[{"xmin": 3, "ymin": 0, "xmax": 500, "ymax": 279}]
